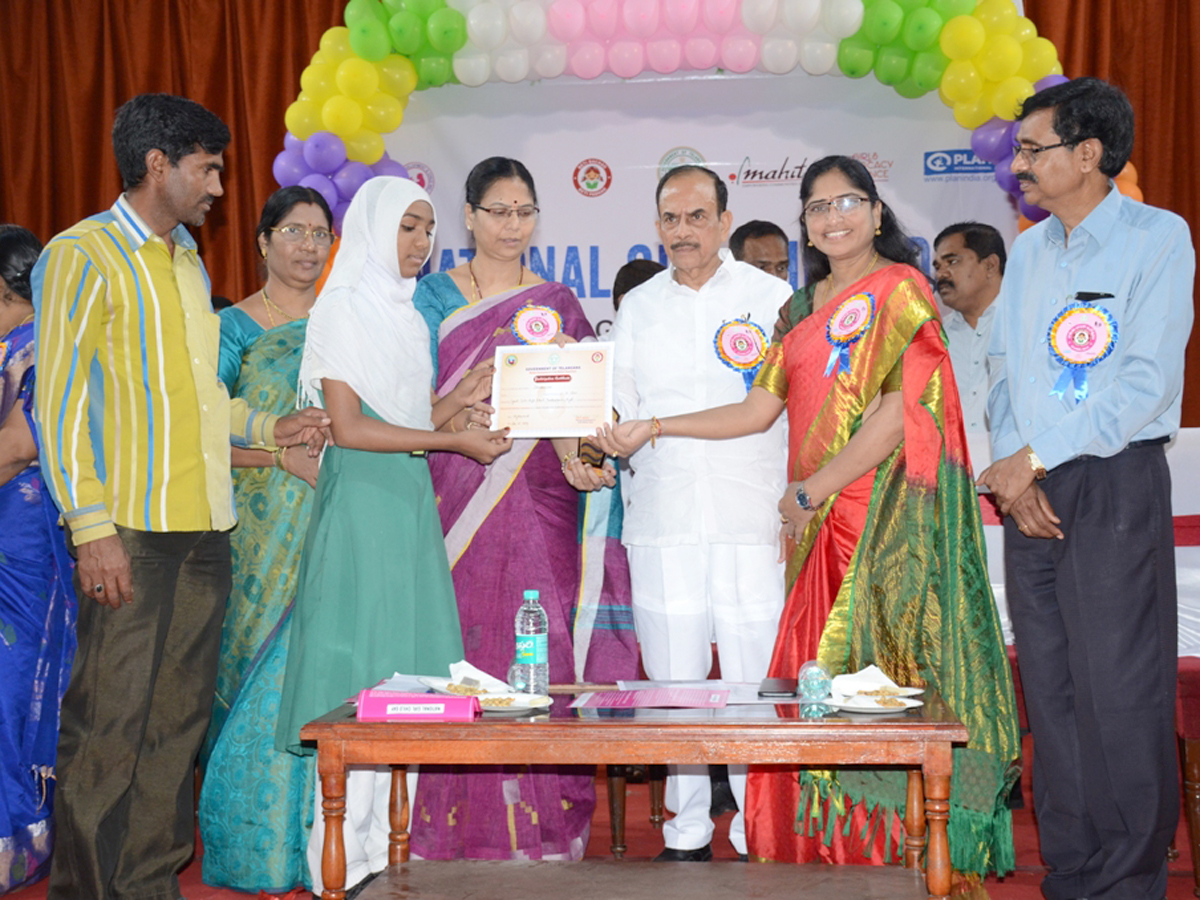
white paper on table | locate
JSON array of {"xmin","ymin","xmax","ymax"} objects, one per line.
[
  {"xmin": 829, "ymin": 665, "xmax": 901, "ymax": 698},
  {"xmin": 447, "ymin": 660, "xmax": 511, "ymax": 693}
]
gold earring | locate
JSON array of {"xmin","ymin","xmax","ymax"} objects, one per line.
[
  {"xmin": 260, "ymin": 246, "xmax": 267, "ymax": 258},
  {"xmin": 806, "ymin": 239, "xmax": 813, "ymax": 247},
  {"xmin": 875, "ymin": 227, "xmax": 882, "ymax": 236}
]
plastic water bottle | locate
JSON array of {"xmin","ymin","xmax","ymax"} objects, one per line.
[{"xmin": 508, "ymin": 589, "xmax": 549, "ymax": 695}]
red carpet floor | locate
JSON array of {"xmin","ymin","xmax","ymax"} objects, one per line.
[{"xmin": 12, "ymin": 734, "xmax": 1197, "ymax": 898}]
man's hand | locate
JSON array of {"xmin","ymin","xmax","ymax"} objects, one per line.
[
  {"xmin": 281, "ymin": 445, "xmax": 321, "ymax": 489},
  {"xmin": 1008, "ymin": 483, "xmax": 1063, "ymax": 540},
  {"xmin": 76, "ymin": 533, "xmax": 133, "ymax": 608},
  {"xmin": 274, "ymin": 407, "xmax": 333, "ymax": 456},
  {"xmin": 977, "ymin": 448, "xmax": 1037, "ymax": 513}
]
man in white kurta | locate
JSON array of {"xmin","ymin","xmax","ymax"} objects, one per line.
[{"xmin": 611, "ymin": 166, "xmax": 791, "ymax": 859}]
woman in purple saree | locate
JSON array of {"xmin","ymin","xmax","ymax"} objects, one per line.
[{"xmin": 411, "ymin": 158, "xmax": 638, "ymax": 860}]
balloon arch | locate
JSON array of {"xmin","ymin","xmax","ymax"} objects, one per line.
[{"xmin": 273, "ymin": 0, "xmax": 1142, "ymax": 238}]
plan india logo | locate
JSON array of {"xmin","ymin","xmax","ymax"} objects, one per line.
[
  {"xmin": 657, "ymin": 147, "xmax": 705, "ymax": 181},
  {"xmin": 404, "ymin": 162, "xmax": 435, "ymax": 193},
  {"xmin": 923, "ymin": 150, "xmax": 993, "ymax": 181},
  {"xmin": 573, "ymin": 158, "xmax": 613, "ymax": 197}
]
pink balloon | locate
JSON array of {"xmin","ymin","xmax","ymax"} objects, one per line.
[
  {"xmin": 273, "ymin": 148, "xmax": 311, "ymax": 187},
  {"xmin": 609, "ymin": 40, "xmax": 646, "ymax": 78},
  {"xmin": 663, "ymin": 0, "xmax": 699, "ymax": 34},
  {"xmin": 623, "ymin": 0, "xmax": 661, "ymax": 38},
  {"xmin": 702, "ymin": 0, "xmax": 738, "ymax": 33},
  {"xmin": 720, "ymin": 34, "xmax": 759, "ymax": 72},
  {"xmin": 683, "ymin": 36, "xmax": 718, "ymax": 68},
  {"xmin": 647, "ymin": 38, "xmax": 682, "ymax": 72},
  {"xmin": 547, "ymin": 0, "xmax": 586, "ymax": 42},
  {"xmin": 569, "ymin": 41, "xmax": 607, "ymax": 78},
  {"xmin": 586, "ymin": 0, "xmax": 620, "ymax": 38}
]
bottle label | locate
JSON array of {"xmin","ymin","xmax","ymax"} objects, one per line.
[{"xmin": 515, "ymin": 633, "xmax": 548, "ymax": 666}]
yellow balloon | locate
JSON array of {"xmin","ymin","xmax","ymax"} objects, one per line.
[
  {"xmin": 319, "ymin": 26, "xmax": 355, "ymax": 64},
  {"xmin": 311, "ymin": 50, "xmax": 333, "ymax": 66},
  {"xmin": 1011, "ymin": 15, "xmax": 1037, "ymax": 42},
  {"xmin": 300, "ymin": 63, "xmax": 339, "ymax": 103},
  {"xmin": 939, "ymin": 15, "xmax": 986, "ymax": 61},
  {"xmin": 954, "ymin": 96, "xmax": 994, "ymax": 130},
  {"xmin": 376, "ymin": 55, "xmax": 419, "ymax": 98},
  {"xmin": 336, "ymin": 57, "xmax": 381, "ymax": 100},
  {"xmin": 1049, "ymin": 61, "xmax": 1063, "ymax": 75},
  {"xmin": 344, "ymin": 129, "xmax": 386, "ymax": 165},
  {"xmin": 941, "ymin": 59, "xmax": 984, "ymax": 103},
  {"xmin": 976, "ymin": 34, "xmax": 1022, "ymax": 82},
  {"xmin": 972, "ymin": 0, "xmax": 1017, "ymax": 35},
  {"xmin": 285, "ymin": 99, "xmax": 323, "ymax": 140},
  {"xmin": 992, "ymin": 75, "xmax": 1035, "ymax": 120},
  {"xmin": 362, "ymin": 92, "xmax": 405, "ymax": 133},
  {"xmin": 938, "ymin": 81, "xmax": 955, "ymax": 107},
  {"xmin": 1017, "ymin": 37, "xmax": 1058, "ymax": 83},
  {"xmin": 321, "ymin": 95, "xmax": 365, "ymax": 137}
]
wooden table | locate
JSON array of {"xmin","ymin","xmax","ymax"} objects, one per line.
[{"xmin": 300, "ymin": 693, "xmax": 969, "ymax": 900}]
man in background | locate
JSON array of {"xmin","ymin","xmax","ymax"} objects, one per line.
[{"xmin": 729, "ymin": 219, "xmax": 790, "ymax": 282}]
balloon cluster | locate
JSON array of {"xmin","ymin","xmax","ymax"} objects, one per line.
[{"xmin": 836, "ymin": 0, "xmax": 965, "ymax": 98}]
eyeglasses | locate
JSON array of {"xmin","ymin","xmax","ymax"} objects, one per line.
[
  {"xmin": 271, "ymin": 225, "xmax": 335, "ymax": 245},
  {"xmin": 1012, "ymin": 141, "xmax": 1072, "ymax": 164},
  {"xmin": 803, "ymin": 195, "xmax": 869, "ymax": 219},
  {"xmin": 473, "ymin": 205, "xmax": 539, "ymax": 222}
]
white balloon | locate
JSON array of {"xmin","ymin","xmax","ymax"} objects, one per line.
[
  {"xmin": 467, "ymin": 2, "xmax": 508, "ymax": 51},
  {"xmin": 781, "ymin": 0, "xmax": 820, "ymax": 34},
  {"xmin": 759, "ymin": 36, "xmax": 798, "ymax": 73},
  {"xmin": 820, "ymin": 0, "xmax": 863, "ymax": 40},
  {"xmin": 799, "ymin": 30, "xmax": 836, "ymax": 74},
  {"xmin": 493, "ymin": 46, "xmax": 531, "ymax": 82},
  {"xmin": 740, "ymin": 0, "xmax": 779, "ymax": 35},
  {"xmin": 532, "ymin": 43, "xmax": 568, "ymax": 79},
  {"xmin": 509, "ymin": 0, "xmax": 548, "ymax": 44},
  {"xmin": 453, "ymin": 51, "xmax": 493, "ymax": 86}
]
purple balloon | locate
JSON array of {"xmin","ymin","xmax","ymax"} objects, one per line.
[
  {"xmin": 332, "ymin": 200, "xmax": 351, "ymax": 236},
  {"xmin": 371, "ymin": 156, "xmax": 410, "ymax": 179},
  {"xmin": 272, "ymin": 148, "xmax": 311, "ymax": 187},
  {"xmin": 332, "ymin": 160, "xmax": 374, "ymax": 202},
  {"xmin": 994, "ymin": 156, "xmax": 1020, "ymax": 195},
  {"xmin": 1034, "ymin": 74, "xmax": 1070, "ymax": 93},
  {"xmin": 1019, "ymin": 196, "xmax": 1051, "ymax": 222},
  {"xmin": 298, "ymin": 173, "xmax": 339, "ymax": 212},
  {"xmin": 971, "ymin": 117, "xmax": 1013, "ymax": 165},
  {"xmin": 303, "ymin": 131, "xmax": 348, "ymax": 175},
  {"xmin": 284, "ymin": 131, "xmax": 304, "ymax": 153}
]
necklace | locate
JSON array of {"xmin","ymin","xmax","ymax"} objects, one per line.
[
  {"xmin": 261, "ymin": 287, "xmax": 306, "ymax": 328},
  {"xmin": 822, "ymin": 249, "xmax": 879, "ymax": 308},
  {"xmin": 467, "ymin": 257, "xmax": 524, "ymax": 303}
]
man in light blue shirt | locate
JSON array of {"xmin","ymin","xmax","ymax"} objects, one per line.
[{"xmin": 980, "ymin": 78, "xmax": 1194, "ymax": 900}]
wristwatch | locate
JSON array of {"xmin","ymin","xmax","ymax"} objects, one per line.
[
  {"xmin": 795, "ymin": 482, "xmax": 817, "ymax": 512},
  {"xmin": 1026, "ymin": 446, "xmax": 1047, "ymax": 481}
]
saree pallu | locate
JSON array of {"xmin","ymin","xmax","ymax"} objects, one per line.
[
  {"xmin": 411, "ymin": 276, "xmax": 638, "ymax": 860},
  {"xmin": 746, "ymin": 265, "xmax": 1020, "ymax": 876},
  {"xmin": 198, "ymin": 316, "xmax": 315, "ymax": 892},
  {"xmin": 0, "ymin": 323, "xmax": 76, "ymax": 893}
]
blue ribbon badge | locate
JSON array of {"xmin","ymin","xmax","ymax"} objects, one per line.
[
  {"xmin": 1047, "ymin": 300, "xmax": 1117, "ymax": 403},
  {"xmin": 713, "ymin": 316, "xmax": 768, "ymax": 392},
  {"xmin": 824, "ymin": 292, "xmax": 875, "ymax": 377}
]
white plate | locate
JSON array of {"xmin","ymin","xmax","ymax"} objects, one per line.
[
  {"xmin": 827, "ymin": 695, "xmax": 923, "ymax": 714},
  {"xmin": 417, "ymin": 677, "xmax": 551, "ymax": 712}
]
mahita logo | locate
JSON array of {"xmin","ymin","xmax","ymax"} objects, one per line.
[
  {"xmin": 923, "ymin": 150, "xmax": 992, "ymax": 180},
  {"xmin": 657, "ymin": 147, "xmax": 705, "ymax": 181},
  {"xmin": 573, "ymin": 158, "xmax": 613, "ymax": 197},
  {"xmin": 851, "ymin": 152, "xmax": 893, "ymax": 182},
  {"xmin": 404, "ymin": 162, "xmax": 435, "ymax": 192},
  {"xmin": 730, "ymin": 155, "xmax": 807, "ymax": 187}
]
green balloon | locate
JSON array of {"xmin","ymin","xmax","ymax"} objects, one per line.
[
  {"xmin": 911, "ymin": 47, "xmax": 949, "ymax": 91},
  {"xmin": 837, "ymin": 36, "xmax": 877, "ymax": 78},
  {"xmin": 345, "ymin": 0, "xmax": 389, "ymax": 27},
  {"xmin": 382, "ymin": 0, "xmax": 405, "ymax": 13},
  {"xmin": 892, "ymin": 0, "xmax": 927, "ymax": 11},
  {"xmin": 930, "ymin": 0, "xmax": 975, "ymax": 19},
  {"xmin": 402, "ymin": 0, "xmax": 445, "ymax": 19},
  {"xmin": 426, "ymin": 7, "xmax": 467, "ymax": 55},
  {"xmin": 862, "ymin": 0, "xmax": 904, "ymax": 46},
  {"xmin": 894, "ymin": 76, "xmax": 930, "ymax": 99},
  {"xmin": 902, "ymin": 7, "xmax": 943, "ymax": 51},
  {"xmin": 388, "ymin": 10, "xmax": 426, "ymax": 56},
  {"xmin": 874, "ymin": 41, "xmax": 913, "ymax": 85},
  {"xmin": 415, "ymin": 50, "xmax": 453, "ymax": 89},
  {"xmin": 349, "ymin": 18, "xmax": 392, "ymax": 62}
]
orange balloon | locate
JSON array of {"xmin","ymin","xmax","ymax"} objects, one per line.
[
  {"xmin": 315, "ymin": 238, "xmax": 340, "ymax": 294},
  {"xmin": 1017, "ymin": 214, "xmax": 1035, "ymax": 233},
  {"xmin": 1116, "ymin": 181, "xmax": 1144, "ymax": 203},
  {"xmin": 1115, "ymin": 160, "xmax": 1139, "ymax": 185}
]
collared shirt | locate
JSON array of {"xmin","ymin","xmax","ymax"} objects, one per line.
[
  {"xmin": 32, "ymin": 195, "xmax": 279, "ymax": 544},
  {"xmin": 612, "ymin": 249, "xmax": 791, "ymax": 546},
  {"xmin": 987, "ymin": 186, "xmax": 1195, "ymax": 471},
  {"xmin": 944, "ymin": 301, "xmax": 997, "ymax": 434}
]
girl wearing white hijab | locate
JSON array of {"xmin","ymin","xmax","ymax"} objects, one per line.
[{"xmin": 275, "ymin": 177, "xmax": 509, "ymax": 894}]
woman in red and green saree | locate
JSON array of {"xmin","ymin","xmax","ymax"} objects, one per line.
[{"xmin": 595, "ymin": 156, "xmax": 1019, "ymax": 880}]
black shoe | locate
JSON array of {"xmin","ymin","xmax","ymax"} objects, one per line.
[
  {"xmin": 709, "ymin": 778, "xmax": 738, "ymax": 816},
  {"xmin": 735, "ymin": 853, "xmax": 749, "ymax": 862},
  {"xmin": 654, "ymin": 844, "xmax": 713, "ymax": 862}
]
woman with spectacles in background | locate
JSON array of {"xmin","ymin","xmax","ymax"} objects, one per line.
[{"xmin": 196, "ymin": 186, "xmax": 334, "ymax": 893}]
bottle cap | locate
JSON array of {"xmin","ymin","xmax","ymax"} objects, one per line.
[{"xmin": 523, "ymin": 589, "xmax": 539, "ymax": 600}]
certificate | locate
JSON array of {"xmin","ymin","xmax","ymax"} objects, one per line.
[{"xmin": 490, "ymin": 341, "xmax": 614, "ymax": 438}]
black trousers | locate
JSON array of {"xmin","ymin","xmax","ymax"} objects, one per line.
[
  {"xmin": 1005, "ymin": 442, "xmax": 1177, "ymax": 900},
  {"xmin": 48, "ymin": 528, "xmax": 230, "ymax": 900}
]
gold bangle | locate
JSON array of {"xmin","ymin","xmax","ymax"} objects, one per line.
[
  {"xmin": 274, "ymin": 446, "xmax": 287, "ymax": 469},
  {"xmin": 650, "ymin": 416, "xmax": 662, "ymax": 448},
  {"xmin": 1027, "ymin": 445, "xmax": 1047, "ymax": 481},
  {"xmin": 449, "ymin": 414, "xmax": 460, "ymax": 433},
  {"xmin": 560, "ymin": 450, "xmax": 578, "ymax": 474}
]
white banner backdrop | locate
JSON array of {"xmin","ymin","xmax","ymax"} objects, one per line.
[{"xmin": 386, "ymin": 67, "xmax": 1019, "ymax": 334}]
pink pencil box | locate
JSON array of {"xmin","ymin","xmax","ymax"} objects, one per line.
[{"xmin": 355, "ymin": 689, "xmax": 481, "ymax": 721}]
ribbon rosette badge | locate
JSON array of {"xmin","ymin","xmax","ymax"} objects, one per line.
[
  {"xmin": 1047, "ymin": 302, "xmax": 1117, "ymax": 403},
  {"xmin": 714, "ymin": 316, "xmax": 768, "ymax": 392},
  {"xmin": 511, "ymin": 305, "xmax": 562, "ymax": 344},
  {"xmin": 824, "ymin": 292, "xmax": 875, "ymax": 376}
]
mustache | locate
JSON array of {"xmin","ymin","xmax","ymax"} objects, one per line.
[
  {"xmin": 1016, "ymin": 172, "xmax": 1037, "ymax": 184},
  {"xmin": 936, "ymin": 279, "xmax": 955, "ymax": 293},
  {"xmin": 670, "ymin": 241, "xmax": 700, "ymax": 252}
]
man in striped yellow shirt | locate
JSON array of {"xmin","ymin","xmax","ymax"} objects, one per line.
[{"xmin": 32, "ymin": 94, "xmax": 330, "ymax": 900}]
